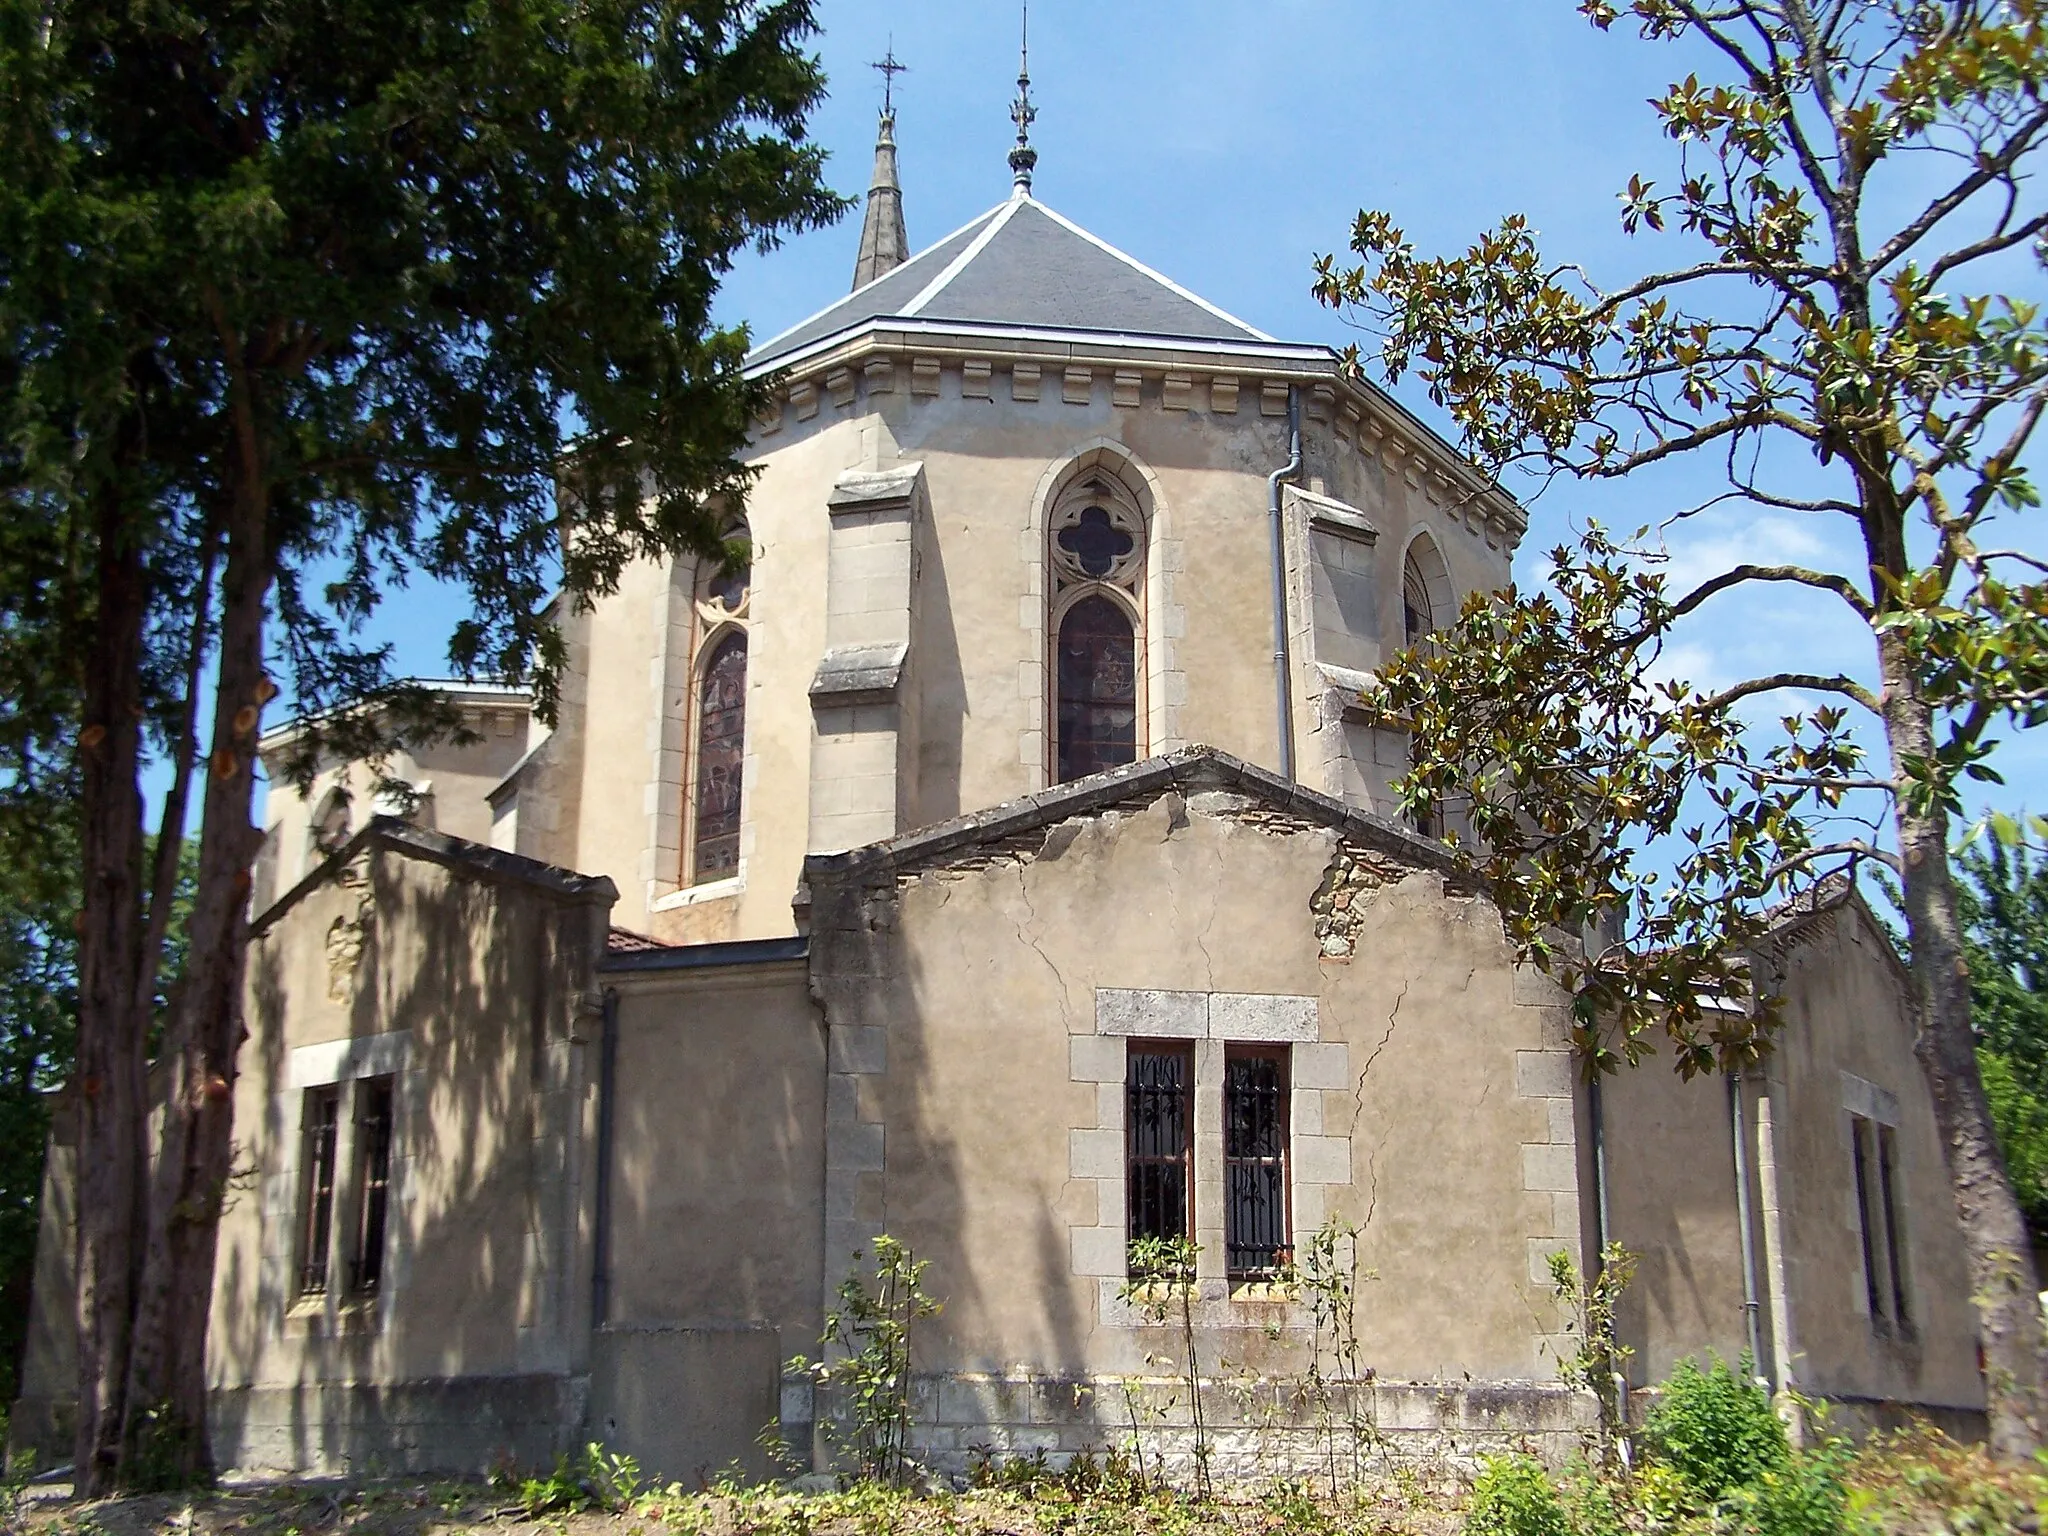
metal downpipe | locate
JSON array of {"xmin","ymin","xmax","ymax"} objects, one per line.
[
  {"xmin": 1730, "ymin": 1070, "xmax": 1767, "ymax": 1380},
  {"xmin": 592, "ymin": 986, "xmax": 620, "ymax": 1330},
  {"xmin": 1267, "ymin": 386, "xmax": 1302, "ymax": 780}
]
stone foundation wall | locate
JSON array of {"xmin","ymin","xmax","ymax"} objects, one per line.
[
  {"xmin": 820, "ymin": 1374, "xmax": 1605, "ymax": 1482},
  {"xmin": 209, "ymin": 1374, "xmax": 588, "ymax": 1478}
]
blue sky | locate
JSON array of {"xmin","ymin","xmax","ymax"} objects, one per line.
[{"xmin": 309, "ymin": 1, "xmax": 2048, "ymax": 838}]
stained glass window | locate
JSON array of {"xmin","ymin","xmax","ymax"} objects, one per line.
[
  {"xmin": 312, "ymin": 790, "xmax": 352, "ymax": 857},
  {"xmin": 692, "ymin": 632, "xmax": 747, "ymax": 882},
  {"xmin": 1224, "ymin": 1049, "xmax": 1290, "ymax": 1278},
  {"xmin": 1055, "ymin": 595, "xmax": 1137, "ymax": 784},
  {"xmin": 1127, "ymin": 1045, "xmax": 1192, "ymax": 1247},
  {"xmin": 707, "ymin": 556, "xmax": 749, "ymax": 612}
]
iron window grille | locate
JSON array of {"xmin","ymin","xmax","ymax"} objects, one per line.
[
  {"xmin": 1126, "ymin": 1043, "xmax": 1193, "ymax": 1251},
  {"xmin": 349, "ymin": 1076, "xmax": 395, "ymax": 1295},
  {"xmin": 298, "ymin": 1087, "xmax": 341, "ymax": 1296},
  {"xmin": 1224, "ymin": 1047, "xmax": 1290, "ymax": 1278}
]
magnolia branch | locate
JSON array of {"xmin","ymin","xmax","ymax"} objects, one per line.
[
  {"xmin": 1762, "ymin": 841, "xmax": 1903, "ymax": 883},
  {"xmin": 1870, "ymin": 100, "xmax": 2048, "ymax": 275},
  {"xmin": 1702, "ymin": 672, "xmax": 1883, "ymax": 714},
  {"xmin": 1667, "ymin": 562, "xmax": 1877, "ymax": 623}
]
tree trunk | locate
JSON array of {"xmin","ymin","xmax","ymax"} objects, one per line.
[
  {"xmin": 121, "ymin": 497, "xmax": 271, "ymax": 1483},
  {"xmin": 71, "ymin": 482, "xmax": 152, "ymax": 1496},
  {"xmin": 1882, "ymin": 629, "xmax": 2047, "ymax": 1456}
]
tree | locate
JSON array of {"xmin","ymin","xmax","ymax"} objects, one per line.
[
  {"xmin": 0, "ymin": 0, "xmax": 842, "ymax": 1490},
  {"xmin": 1957, "ymin": 841, "xmax": 2048, "ymax": 1230},
  {"xmin": 0, "ymin": 795, "xmax": 77, "ymax": 1408},
  {"xmin": 1315, "ymin": 1, "xmax": 2048, "ymax": 1452}
]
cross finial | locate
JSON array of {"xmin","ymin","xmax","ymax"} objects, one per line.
[
  {"xmin": 871, "ymin": 39, "xmax": 906, "ymax": 117},
  {"xmin": 1008, "ymin": 4, "xmax": 1037, "ymax": 194}
]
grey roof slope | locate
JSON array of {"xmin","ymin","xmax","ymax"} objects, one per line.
[{"xmin": 748, "ymin": 195, "xmax": 1276, "ymax": 371}]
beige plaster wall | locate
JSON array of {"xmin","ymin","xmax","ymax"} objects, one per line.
[
  {"xmin": 602, "ymin": 962, "xmax": 825, "ymax": 1369},
  {"xmin": 806, "ymin": 786, "xmax": 1583, "ymax": 1388},
  {"xmin": 211, "ymin": 839, "xmax": 610, "ymax": 1424},
  {"xmin": 1601, "ymin": 1047, "xmax": 1769, "ymax": 1387},
  {"xmin": 6, "ymin": 1100, "xmax": 78, "ymax": 1465},
  {"xmin": 1762, "ymin": 905, "xmax": 1983, "ymax": 1411}
]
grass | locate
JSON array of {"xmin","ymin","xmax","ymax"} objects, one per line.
[{"xmin": 5, "ymin": 1430, "xmax": 2044, "ymax": 1536}]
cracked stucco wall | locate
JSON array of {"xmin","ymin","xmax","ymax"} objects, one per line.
[{"xmin": 805, "ymin": 785, "xmax": 1588, "ymax": 1389}]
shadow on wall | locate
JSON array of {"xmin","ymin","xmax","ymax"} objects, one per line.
[{"xmin": 209, "ymin": 841, "xmax": 604, "ymax": 1476}]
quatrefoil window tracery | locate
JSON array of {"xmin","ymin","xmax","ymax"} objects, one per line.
[{"xmin": 1050, "ymin": 483, "xmax": 1144, "ymax": 593}]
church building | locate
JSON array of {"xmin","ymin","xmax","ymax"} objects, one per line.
[{"xmin": 12, "ymin": 69, "xmax": 1988, "ymax": 1481}]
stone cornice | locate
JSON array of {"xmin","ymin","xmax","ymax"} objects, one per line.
[{"xmin": 748, "ymin": 325, "xmax": 1526, "ymax": 550}]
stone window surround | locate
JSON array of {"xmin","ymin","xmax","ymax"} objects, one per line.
[
  {"xmin": 276, "ymin": 1031, "xmax": 415, "ymax": 1330},
  {"xmin": 1068, "ymin": 987, "xmax": 1346, "ymax": 1322}
]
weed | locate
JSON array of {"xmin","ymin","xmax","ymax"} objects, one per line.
[
  {"xmin": 506, "ymin": 1442, "xmax": 647, "ymax": 1515},
  {"xmin": 1120, "ymin": 1234, "xmax": 1211, "ymax": 1497},
  {"xmin": 791, "ymin": 1236, "xmax": 942, "ymax": 1486},
  {"xmin": 1545, "ymin": 1243, "xmax": 1637, "ymax": 1468},
  {"xmin": 1290, "ymin": 1217, "xmax": 1381, "ymax": 1494}
]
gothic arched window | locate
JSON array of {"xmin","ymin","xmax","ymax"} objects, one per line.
[
  {"xmin": 1048, "ymin": 471, "xmax": 1147, "ymax": 784},
  {"xmin": 1403, "ymin": 556, "xmax": 1435, "ymax": 646},
  {"xmin": 1399, "ymin": 535, "xmax": 1451, "ymax": 839},
  {"xmin": 691, "ymin": 631, "xmax": 748, "ymax": 882},
  {"xmin": 310, "ymin": 787, "xmax": 352, "ymax": 860},
  {"xmin": 1401, "ymin": 533, "xmax": 1450, "ymax": 649}
]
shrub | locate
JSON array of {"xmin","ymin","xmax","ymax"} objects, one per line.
[
  {"xmin": 1464, "ymin": 1454, "xmax": 1571, "ymax": 1536},
  {"xmin": 1725, "ymin": 1444, "xmax": 1850, "ymax": 1536},
  {"xmin": 1643, "ymin": 1355, "xmax": 1788, "ymax": 1502}
]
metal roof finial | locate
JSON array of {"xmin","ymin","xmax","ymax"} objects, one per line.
[
  {"xmin": 1008, "ymin": 5, "xmax": 1037, "ymax": 195},
  {"xmin": 871, "ymin": 38, "xmax": 906, "ymax": 118}
]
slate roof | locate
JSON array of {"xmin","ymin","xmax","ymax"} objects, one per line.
[{"xmin": 747, "ymin": 195, "xmax": 1278, "ymax": 372}]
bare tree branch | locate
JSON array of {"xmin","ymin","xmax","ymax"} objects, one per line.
[{"xmin": 1870, "ymin": 101, "xmax": 2048, "ymax": 274}]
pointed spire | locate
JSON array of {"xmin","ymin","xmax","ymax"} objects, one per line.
[
  {"xmin": 852, "ymin": 44, "xmax": 910, "ymax": 291},
  {"xmin": 1008, "ymin": 6, "xmax": 1037, "ymax": 196}
]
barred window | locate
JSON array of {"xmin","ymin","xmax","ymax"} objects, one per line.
[
  {"xmin": 298, "ymin": 1087, "xmax": 341, "ymax": 1296},
  {"xmin": 1224, "ymin": 1048, "xmax": 1290, "ymax": 1278},
  {"xmin": 1126, "ymin": 1044, "xmax": 1192, "ymax": 1248},
  {"xmin": 350, "ymin": 1077, "xmax": 395, "ymax": 1295}
]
